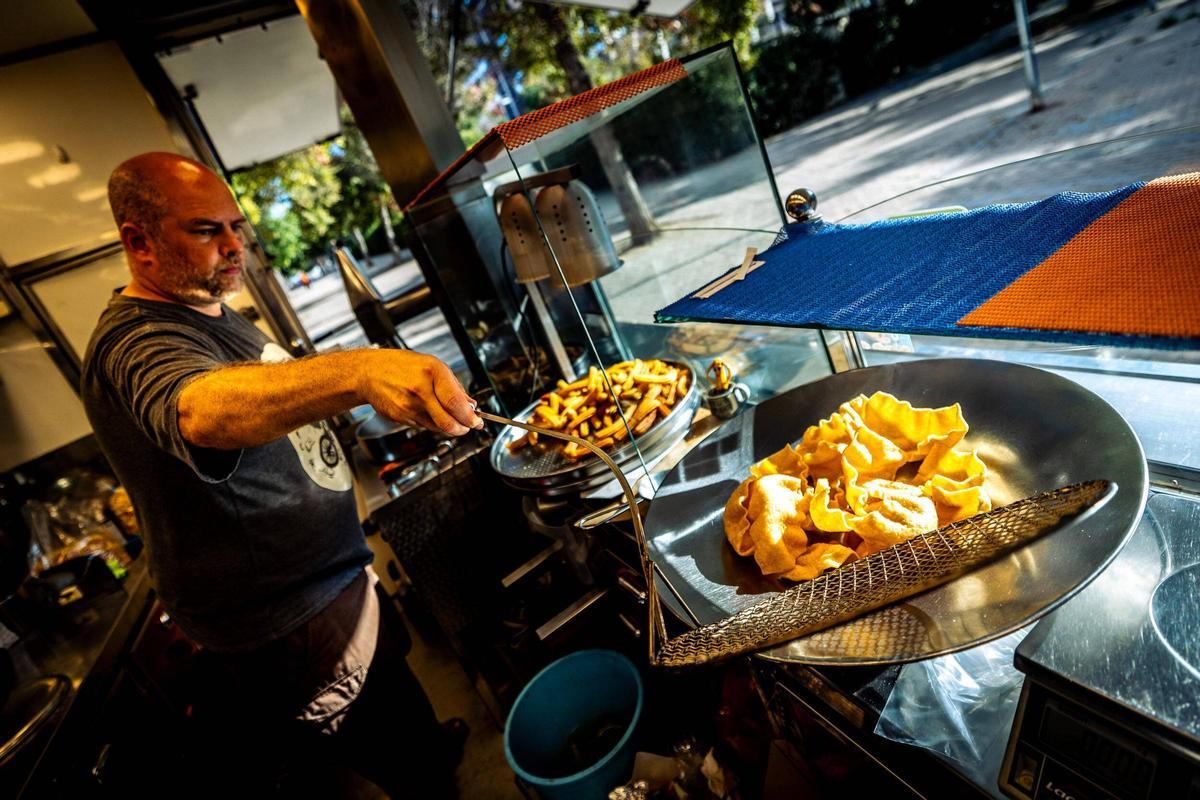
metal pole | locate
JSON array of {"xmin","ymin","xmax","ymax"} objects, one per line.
[
  {"xmin": 1013, "ymin": 0, "xmax": 1046, "ymax": 111},
  {"xmin": 445, "ymin": 0, "xmax": 462, "ymax": 110}
]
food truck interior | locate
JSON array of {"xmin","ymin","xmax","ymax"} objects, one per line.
[{"xmin": 0, "ymin": 0, "xmax": 1198, "ymax": 797}]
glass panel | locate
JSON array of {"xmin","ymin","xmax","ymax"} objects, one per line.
[
  {"xmin": 26, "ymin": 249, "xmax": 265, "ymax": 364},
  {"xmin": 844, "ymin": 126, "xmax": 1200, "ymax": 472},
  {"xmin": 406, "ymin": 44, "xmax": 835, "ymax": 496},
  {"xmin": 26, "ymin": 249, "xmax": 128, "ymax": 362},
  {"xmin": 0, "ymin": 316, "xmax": 91, "ymax": 471},
  {"xmin": 835, "ymin": 125, "xmax": 1200, "ymax": 224},
  {"xmin": 504, "ymin": 45, "xmax": 832, "ymax": 484}
]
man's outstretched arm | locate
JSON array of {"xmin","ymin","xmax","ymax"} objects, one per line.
[{"xmin": 177, "ymin": 348, "xmax": 482, "ymax": 450}]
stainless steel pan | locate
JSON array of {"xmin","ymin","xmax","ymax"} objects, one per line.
[{"xmin": 642, "ymin": 358, "xmax": 1148, "ymax": 665}]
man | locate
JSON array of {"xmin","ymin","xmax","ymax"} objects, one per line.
[{"xmin": 82, "ymin": 152, "xmax": 482, "ymax": 795}]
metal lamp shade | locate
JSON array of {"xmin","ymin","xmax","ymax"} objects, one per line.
[
  {"xmin": 534, "ymin": 182, "xmax": 621, "ymax": 288},
  {"xmin": 498, "ymin": 192, "xmax": 552, "ymax": 284}
]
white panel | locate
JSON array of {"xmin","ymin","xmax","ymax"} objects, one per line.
[
  {"xmin": 0, "ymin": 42, "xmax": 181, "ymax": 266},
  {"xmin": 157, "ymin": 15, "xmax": 341, "ymax": 171},
  {"xmin": 0, "ymin": 318, "xmax": 91, "ymax": 472},
  {"xmin": 29, "ymin": 249, "xmax": 129, "ymax": 362}
]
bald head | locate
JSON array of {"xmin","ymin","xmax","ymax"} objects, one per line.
[
  {"xmin": 108, "ymin": 152, "xmax": 227, "ymax": 235},
  {"xmin": 109, "ymin": 152, "xmax": 248, "ymax": 309}
]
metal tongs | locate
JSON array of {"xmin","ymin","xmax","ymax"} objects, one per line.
[{"xmin": 479, "ymin": 410, "xmax": 1114, "ymax": 668}]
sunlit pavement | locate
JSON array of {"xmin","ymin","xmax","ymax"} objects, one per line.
[
  {"xmin": 766, "ymin": 0, "xmax": 1200, "ymax": 221},
  {"xmin": 600, "ymin": 0, "xmax": 1200, "ymax": 325}
]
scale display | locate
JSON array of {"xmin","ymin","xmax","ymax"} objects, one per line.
[{"xmin": 1001, "ymin": 680, "xmax": 1199, "ymax": 800}]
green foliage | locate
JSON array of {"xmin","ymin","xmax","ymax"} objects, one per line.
[
  {"xmin": 837, "ymin": 0, "xmax": 1033, "ymax": 98},
  {"xmin": 838, "ymin": 2, "xmax": 902, "ymax": 97},
  {"xmin": 746, "ymin": 28, "xmax": 843, "ymax": 135},
  {"xmin": 400, "ymin": 0, "xmax": 760, "ymax": 140},
  {"xmin": 230, "ymin": 115, "xmax": 399, "ymax": 275}
]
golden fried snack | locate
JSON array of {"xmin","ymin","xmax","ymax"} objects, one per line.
[
  {"xmin": 721, "ymin": 391, "xmax": 992, "ymax": 583},
  {"xmin": 507, "ymin": 359, "xmax": 691, "ymax": 460},
  {"xmin": 745, "ymin": 474, "xmax": 812, "ymax": 576},
  {"xmin": 723, "ymin": 478, "xmax": 756, "ymax": 557},
  {"xmin": 782, "ymin": 543, "xmax": 857, "ymax": 582}
]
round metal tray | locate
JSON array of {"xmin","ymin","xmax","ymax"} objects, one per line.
[
  {"xmin": 644, "ymin": 358, "xmax": 1148, "ymax": 666},
  {"xmin": 490, "ymin": 361, "xmax": 701, "ymax": 496}
]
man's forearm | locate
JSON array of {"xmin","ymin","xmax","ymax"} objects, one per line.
[{"xmin": 178, "ymin": 349, "xmax": 368, "ymax": 449}]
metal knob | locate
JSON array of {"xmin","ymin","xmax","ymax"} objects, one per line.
[{"xmin": 785, "ymin": 188, "xmax": 819, "ymax": 222}]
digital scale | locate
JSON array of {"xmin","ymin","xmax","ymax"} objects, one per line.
[{"xmin": 1001, "ymin": 491, "xmax": 1200, "ymax": 800}]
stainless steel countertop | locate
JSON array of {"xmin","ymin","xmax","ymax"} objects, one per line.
[{"xmin": 1016, "ymin": 490, "xmax": 1200, "ymax": 747}]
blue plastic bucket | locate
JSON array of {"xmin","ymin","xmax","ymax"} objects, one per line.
[{"xmin": 504, "ymin": 650, "xmax": 643, "ymax": 800}]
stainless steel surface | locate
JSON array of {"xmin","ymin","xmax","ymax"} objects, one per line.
[
  {"xmin": 488, "ymin": 361, "xmax": 700, "ymax": 495},
  {"xmin": 536, "ymin": 588, "xmax": 609, "ymax": 641},
  {"xmin": 534, "ymin": 182, "xmax": 621, "ymax": 289},
  {"xmin": 526, "ymin": 283, "xmax": 576, "ymax": 382},
  {"xmin": 1017, "ymin": 491, "xmax": 1200, "ymax": 745},
  {"xmin": 501, "ymin": 540, "xmax": 564, "ymax": 588},
  {"xmin": 478, "ymin": 409, "xmax": 665, "ymax": 663},
  {"xmin": 656, "ymin": 481, "xmax": 1113, "ymax": 668},
  {"xmin": 643, "ymin": 358, "xmax": 1148, "ymax": 665}
]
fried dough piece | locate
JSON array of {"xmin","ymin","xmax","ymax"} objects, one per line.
[
  {"xmin": 749, "ymin": 443, "xmax": 807, "ymax": 481},
  {"xmin": 861, "ymin": 391, "xmax": 968, "ymax": 461},
  {"xmin": 810, "ymin": 478, "xmax": 853, "ymax": 533},
  {"xmin": 782, "ymin": 543, "xmax": 858, "ymax": 582},
  {"xmin": 929, "ymin": 481, "xmax": 993, "ymax": 526},
  {"xmin": 849, "ymin": 489, "xmax": 938, "ymax": 553},
  {"xmin": 746, "ymin": 474, "xmax": 811, "ymax": 575},
  {"xmin": 723, "ymin": 478, "xmax": 757, "ymax": 557}
]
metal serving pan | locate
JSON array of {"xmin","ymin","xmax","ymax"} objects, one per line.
[
  {"xmin": 643, "ymin": 358, "xmax": 1148, "ymax": 666},
  {"xmin": 490, "ymin": 361, "xmax": 701, "ymax": 495}
]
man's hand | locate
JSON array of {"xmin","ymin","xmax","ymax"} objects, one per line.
[{"xmin": 357, "ymin": 350, "xmax": 484, "ymax": 436}]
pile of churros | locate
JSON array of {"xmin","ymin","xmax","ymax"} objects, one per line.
[{"xmin": 507, "ymin": 359, "xmax": 691, "ymax": 460}]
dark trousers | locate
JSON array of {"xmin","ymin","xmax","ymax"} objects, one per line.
[{"xmin": 186, "ymin": 571, "xmax": 457, "ymax": 797}]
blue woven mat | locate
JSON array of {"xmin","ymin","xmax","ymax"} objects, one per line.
[{"xmin": 654, "ymin": 182, "xmax": 1198, "ymax": 350}]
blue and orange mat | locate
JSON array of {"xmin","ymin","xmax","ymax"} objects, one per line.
[{"xmin": 655, "ymin": 173, "xmax": 1200, "ymax": 350}]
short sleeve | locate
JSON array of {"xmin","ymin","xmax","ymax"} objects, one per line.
[{"xmin": 94, "ymin": 322, "xmax": 242, "ymax": 482}]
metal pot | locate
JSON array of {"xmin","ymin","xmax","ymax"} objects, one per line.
[{"xmin": 355, "ymin": 412, "xmax": 442, "ymax": 466}]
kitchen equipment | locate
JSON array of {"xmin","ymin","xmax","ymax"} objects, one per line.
[
  {"xmin": 355, "ymin": 412, "xmax": 443, "ymax": 467},
  {"xmin": 335, "ymin": 247, "xmax": 407, "ymax": 349},
  {"xmin": 641, "ymin": 358, "xmax": 1147, "ymax": 665},
  {"xmin": 488, "ymin": 360, "xmax": 701, "ymax": 496},
  {"xmin": 1000, "ymin": 490, "xmax": 1200, "ymax": 800},
  {"xmin": 505, "ymin": 649, "xmax": 643, "ymax": 800},
  {"xmin": 703, "ymin": 358, "xmax": 749, "ymax": 420},
  {"xmin": 481, "ymin": 395, "xmax": 1115, "ymax": 669},
  {"xmin": 0, "ymin": 674, "xmax": 70, "ymax": 769},
  {"xmin": 655, "ymin": 480, "xmax": 1111, "ymax": 668},
  {"xmin": 493, "ymin": 166, "xmax": 632, "ymax": 381}
]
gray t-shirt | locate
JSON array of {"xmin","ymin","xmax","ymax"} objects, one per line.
[{"xmin": 81, "ymin": 293, "xmax": 371, "ymax": 652}]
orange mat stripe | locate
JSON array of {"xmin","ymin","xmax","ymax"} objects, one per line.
[
  {"xmin": 495, "ymin": 59, "xmax": 687, "ymax": 150},
  {"xmin": 958, "ymin": 172, "xmax": 1200, "ymax": 340}
]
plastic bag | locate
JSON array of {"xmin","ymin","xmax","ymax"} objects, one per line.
[{"xmin": 874, "ymin": 627, "xmax": 1030, "ymax": 786}]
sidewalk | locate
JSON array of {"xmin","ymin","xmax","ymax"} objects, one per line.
[{"xmin": 765, "ymin": 0, "xmax": 1200, "ymax": 221}]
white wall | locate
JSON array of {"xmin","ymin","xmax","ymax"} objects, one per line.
[
  {"xmin": 0, "ymin": 42, "xmax": 181, "ymax": 267},
  {"xmin": 0, "ymin": 316, "xmax": 92, "ymax": 472}
]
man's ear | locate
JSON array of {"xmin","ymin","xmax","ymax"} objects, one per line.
[{"xmin": 119, "ymin": 222, "xmax": 155, "ymax": 268}]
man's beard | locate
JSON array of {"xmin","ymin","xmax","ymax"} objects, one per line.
[{"xmin": 156, "ymin": 244, "xmax": 244, "ymax": 306}]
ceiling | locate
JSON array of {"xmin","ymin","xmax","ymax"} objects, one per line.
[{"xmin": 0, "ymin": 0, "xmax": 96, "ymax": 58}]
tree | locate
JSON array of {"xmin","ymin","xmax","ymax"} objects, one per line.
[
  {"xmin": 535, "ymin": 3, "xmax": 659, "ymax": 242},
  {"xmin": 230, "ymin": 113, "xmax": 401, "ymax": 274}
]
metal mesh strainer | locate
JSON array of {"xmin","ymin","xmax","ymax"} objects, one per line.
[{"xmin": 479, "ymin": 411, "xmax": 1113, "ymax": 668}]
